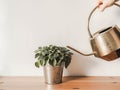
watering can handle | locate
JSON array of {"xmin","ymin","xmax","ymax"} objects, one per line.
[{"xmin": 88, "ymin": 3, "xmax": 120, "ymax": 38}]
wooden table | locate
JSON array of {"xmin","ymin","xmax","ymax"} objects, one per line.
[{"xmin": 0, "ymin": 76, "xmax": 120, "ymax": 90}]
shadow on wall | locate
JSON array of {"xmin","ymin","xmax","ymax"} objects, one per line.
[{"xmin": 65, "ymin": 52, "xmax": 98, "ymax": 76}]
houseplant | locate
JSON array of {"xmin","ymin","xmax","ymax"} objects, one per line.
[{"xmin": 35, "ymin": 45, "xmax": 73, "ymax": 84}]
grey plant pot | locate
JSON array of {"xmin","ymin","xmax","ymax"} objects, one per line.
[{"xmin": 43, "ymin": 64, "xmax": 64, "ymax": 85}]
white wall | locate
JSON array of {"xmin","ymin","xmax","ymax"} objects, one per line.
[{"xmin": 0, "ymin": 0, "xmax": 120, "ymax": 76}]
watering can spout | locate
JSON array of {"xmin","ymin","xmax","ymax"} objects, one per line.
[{"xmin": 67, "ymin": 46, "xmax": 95, "ymax": 56}]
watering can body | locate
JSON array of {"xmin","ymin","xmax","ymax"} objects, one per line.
[
  {"xmin": 67, "ymin": 3, "xmax": 120, "ymax": 61},
  {"xmin": 90, "ymin": 25, "xmax": 120, "ymax": 60}
]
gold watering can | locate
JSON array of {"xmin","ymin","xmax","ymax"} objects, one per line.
[{"xmin": 67, "ymin": 3, "xmax": 120, "ymax": 61}]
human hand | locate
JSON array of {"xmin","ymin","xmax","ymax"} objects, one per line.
[{"xmin": 97, "ymin": 0, "xmax": 117, "ymax": 11}]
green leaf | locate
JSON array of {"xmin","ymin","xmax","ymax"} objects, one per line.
[
  {"xmin": 53, "ymin": 59, "xmax": 57, "ymax": 66},
  {"xmin": 49, "ymin": 60, "xmax": 53, "ymax": 66},
  {"xmin": 35, "ymin": 53, "xmax": 39, "ymax": 58},
  {"xmin": 57, "ymin": 59, "xmax": 62, "ymax": 66},
  {"xmin": 35, "ymin": 61, "xmax": 40, "ymax": 68},
  {"xmin": 65, "ymin": 59, "xmax": 71, "ymax": 68},
  {"xmin": 40, "ymin": 60, "xmax": 44, "ymax": 66}
]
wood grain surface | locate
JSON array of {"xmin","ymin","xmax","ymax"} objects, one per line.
[{"xmin": 0, "ymin": 76, "xmax": 120, "ymax": 90}]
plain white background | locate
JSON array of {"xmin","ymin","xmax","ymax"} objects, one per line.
[{"xmin": 0, "ymin": 0, "xmax": 120, "ymax": 76}]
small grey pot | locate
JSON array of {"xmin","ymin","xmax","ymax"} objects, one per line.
[{"xmin": 43, "ymin": 64, "xmax": 64, "ymax": 85}]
